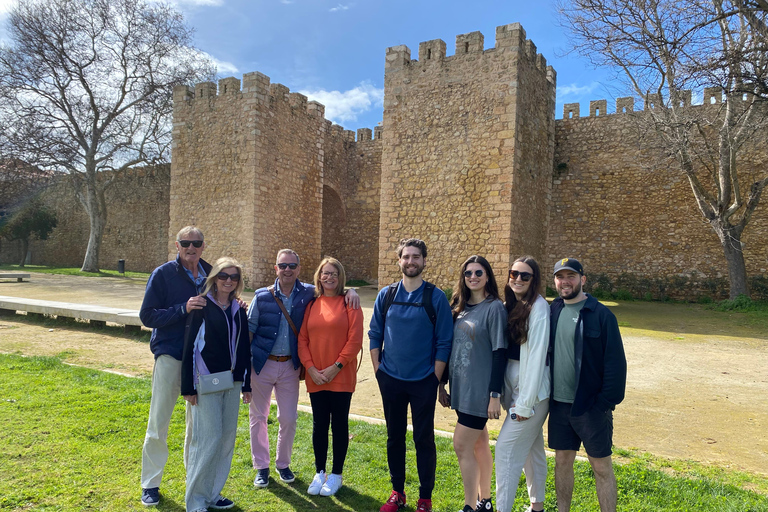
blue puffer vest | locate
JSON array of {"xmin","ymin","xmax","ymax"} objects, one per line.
[{"xmin": 250, "ymin": 279, "xmax": 315, "ymax": 374}]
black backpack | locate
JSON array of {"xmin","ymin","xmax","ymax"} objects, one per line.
[{"xmin": 380, "ymin": 281, "xmax": 438, "ymax": 329}]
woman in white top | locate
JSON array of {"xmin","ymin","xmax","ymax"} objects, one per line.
[{"xmin": 495, "ymin": 255, "xmax": 551, "ymax": 512}]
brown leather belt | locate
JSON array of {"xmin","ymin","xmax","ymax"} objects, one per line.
[{"xmin": 268, "ymin": 355, "xmax": 292, "ymax": 362}]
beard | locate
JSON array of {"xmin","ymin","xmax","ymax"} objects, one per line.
[
  {"xmin": 401, "ymin": 263, "xmax": 424, "ymax": 278},
  {"xmin": 558, "ymin": 281, "xmax": 582, "ymax": 300}
]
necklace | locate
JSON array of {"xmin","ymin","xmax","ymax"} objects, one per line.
[{"xmin": 214, "ymin": 295, "xmax": 231, "ymax": 309}]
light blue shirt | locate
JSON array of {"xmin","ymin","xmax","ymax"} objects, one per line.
[
  {"xmin": 184, "ymin": 262, "xmax": 207, "ymax": 293},
  {"xmin": 247, "ymin": 281, "xmax": 297, "ymax": 357}
]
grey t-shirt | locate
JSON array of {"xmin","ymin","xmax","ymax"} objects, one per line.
[
  {"xmin": 449, "ymin": 297, "xmax": 507, "ymax": 417},
  {"xmin": 552, "ymin": 299, "xmax": 587, "ymax": 403}
]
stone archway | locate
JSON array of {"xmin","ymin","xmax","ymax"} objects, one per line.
[{"xmin": 321, "ymin": 184, "xmax": 346, "ymax": 261}]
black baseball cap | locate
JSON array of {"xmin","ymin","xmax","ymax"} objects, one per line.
[{"xmin": 553, "ymin": 258, "xmax": 584, "ymax": 275}]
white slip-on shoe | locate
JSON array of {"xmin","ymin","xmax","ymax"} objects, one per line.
[
  {"xmin": 320, "ymin": 473, "xmax": 343, "ymax": 496},
  {"xmin": 307, "ymin": 471, "xmax": 326, "ymax": 495}
]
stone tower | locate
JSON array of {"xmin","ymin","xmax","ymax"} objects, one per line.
[{"xmin": 378, "ymin": 23, "xmax": 557, "ymax": 287}]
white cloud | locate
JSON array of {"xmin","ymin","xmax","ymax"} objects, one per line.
[
  {"xmin": 329, "ymin": 3, "xmax": 350, "ymax": 12},
  {"xmin": 299, "ymin": 81, "xmax": 383, "ymax": 124},
  {"xmin": 0, "ymin": 0, "xmax": 14, "ymax": 14},
  {"xmin": 557, "ymin": 82, "xmax": 600, "ymax": 98},
  {"xmin": 211, "ymin": 57, "xmax": 238, "ymax": 75},
  {"xmin": 170, "ymin": 0, "xmax": 224, "ymax": 6},
  {"xmin": 280, "ymin": 0, "xmax": 294, "ymax": 4}
]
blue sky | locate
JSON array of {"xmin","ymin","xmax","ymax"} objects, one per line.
[{"xmin": 0, "ymin": 0, "xmax": 622, "ymax": 132}]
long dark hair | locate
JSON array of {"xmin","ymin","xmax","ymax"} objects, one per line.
[
  {"xmin": 450, "ymin": 255, "xmax": 499, "ymax": 320},
  {"xmin": 504, "ymin": 255, "xmax": 542, "ymax": 345}
]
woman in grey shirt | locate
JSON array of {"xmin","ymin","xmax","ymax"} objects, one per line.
[{"xmin": 439, "ymin": 255, "xmax": 507, "ymax": 512}]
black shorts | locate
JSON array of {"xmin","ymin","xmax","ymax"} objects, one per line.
[
  {"xmin": 456, "ymin": 410, "xmax": 488, "ymax": 430},
  {"xmin": 548, "ymin": 399, "xmax": 613, "ymax": 458}
]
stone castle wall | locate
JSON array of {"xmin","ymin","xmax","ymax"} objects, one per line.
[
  {"xmin": 0, "ymin": 166, "xmax": 170, "ymax": 273},
  {"xmin": 378, "ymin": 23, "xmax": 556, "ymax": 289},
  {"xmin": 548, "ymin": 97, "xmax": 768, "ymax": 297},
  {"xmin": 171, "ymin": 73, "xmax": 381, "ymax": 289}
]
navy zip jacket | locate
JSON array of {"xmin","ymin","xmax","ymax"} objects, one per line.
[
  {"xmin": 140, "ymin": 255, "xmax": 212, "ymax": 361},
  {"xmin": 181, "ymin": 300, "xmax": 252, "ymax": 396},
  {"xmin": 549, "ymin": 294, "xmax": 626, "ymax": 417}
]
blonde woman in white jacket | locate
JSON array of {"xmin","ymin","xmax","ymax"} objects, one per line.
[{"xmin": 495, "ymin": 256, "xmax": 551, "ymax": 512}]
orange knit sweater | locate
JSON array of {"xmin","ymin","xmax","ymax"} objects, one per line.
[{"xmin": 297, "ymin": 294, "xmax": 364, "ymax": 393}]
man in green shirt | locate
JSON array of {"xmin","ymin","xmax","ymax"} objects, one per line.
[{"xmin": 548, "ymin": 258, "xmax": 626, "ymax": 512}]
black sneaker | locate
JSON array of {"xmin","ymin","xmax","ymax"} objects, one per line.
[
  {"xmin": 461, "ymin": 506, "xmax": 474, "ymax": 512},
  {"xmin": 141, "ymin": 487, "xmax": 159, "ymax": 507},
  {"xmin": 210, "ymin": 495, "xmax": 234, "ymax": 509},
  {"xmin": 475, "ymin": 498, "xmax": 493, "ymax": 512},
  {"xmin": 277, "ymin": 466, "xmax": 295, "ymax": 483},
  {"xmin": 253, "ymin": 468, "xmax": 270, "ymax": 488}
]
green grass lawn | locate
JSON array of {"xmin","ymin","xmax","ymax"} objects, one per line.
[
  {"xmin": 1, "ymin": 354, "xmax": 766, "ymax": 511},
  {"xmin": 0, "ymin": 264, "xmax": 151, "ymax": 280}
]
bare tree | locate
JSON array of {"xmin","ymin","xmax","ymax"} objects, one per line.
[
  {"xmin": 0, "ymin": 0, "xmax": 215, "ymax": 272},
  {"xmin": 559, "ymin": 0, "xmax": 768, "ymax": 298}
]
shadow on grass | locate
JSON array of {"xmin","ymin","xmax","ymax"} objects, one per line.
[{"xmin": 0, "ymin": 310, "xmax": 150, "ymax": 342}]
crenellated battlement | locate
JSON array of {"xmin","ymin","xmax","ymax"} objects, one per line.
[
  {"xmin": 384, "ymin": 22, "xmax": 554, "ymax": 83},
  {"xmin": 559, "ymin": 87, "xmax": 751, "ymax": 120},
  {"xmin": 174, "ymin": 71, "xmax": 381, "ymax": 143}
]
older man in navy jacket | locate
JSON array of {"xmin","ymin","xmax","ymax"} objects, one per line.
[
  {"xmin": 548, "ymin": 258, "xmax": 626, "ymax": 512},
  {"xmin": 138, "ymin": 226, "xmax": 212, "ymax": 507}
]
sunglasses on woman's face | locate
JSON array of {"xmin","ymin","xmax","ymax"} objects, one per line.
[
  {"xmin": 216, "ymin": 272, "xmax": 240, "ymax": 282},
  {"xmin": 509, "ymin": 270, "xmax": 533, "ymax": 282},
  {"xmin": 463, "ymin": 269, "xmax": 485, "ymax": 278},
  {"xmin": 178, "ymin": 240, "xmax": 203, "ymax": 248}
]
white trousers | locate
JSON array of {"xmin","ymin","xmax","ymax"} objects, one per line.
[
  {"xmin": 141, "ymin": 355, "xmax": 192, "ymax": 489},
  {"xmin": 495, "ymin": 398, "xmax": 550, "ymax": 512},
  {"xmin": 185, "ymin": 384, "xmax": 241, "ymax": 512}
]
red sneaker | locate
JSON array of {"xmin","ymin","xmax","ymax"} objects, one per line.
[
  {"xmin": 416, "ymin": 498, "xmax": 433, "ymax": 512},
  {"xmin": 380, "ymin": 490, "xmax": 406, "ymax": 512}
]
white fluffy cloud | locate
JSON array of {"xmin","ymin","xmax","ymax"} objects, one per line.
[
  {"xmin": 557, "ymin": 82, "xmax": 600, "ymax": 98},
  {"xmin": 299, "ymin": 82, "xmax": 383, "ymax": 124},
  {"xmin": 0, "ymin": 0, "xmax": 15, "ymax": 14},
  {"xmin": 211, "ymin": 57, "xmax": 238, "ymax": 75},
  {"xmin": 329, "ymin": 3, "xmax": 350, "ymax": 12}
]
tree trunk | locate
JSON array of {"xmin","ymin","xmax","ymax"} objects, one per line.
[
  {"xmin": 79, "ymin": 177, "xmax": 107, "ymax": 273},
  {"xmin": 717, "ymin": 225, "xmax": 750, "ymax": 299},
  {"xmin": 18, "ymin": 238, "xmax": 29, "ymax": 267}
]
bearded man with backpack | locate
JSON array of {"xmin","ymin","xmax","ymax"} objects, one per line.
[{"xmin": 368, "ymin": 238, "xmax": 454, "ymax": 512}]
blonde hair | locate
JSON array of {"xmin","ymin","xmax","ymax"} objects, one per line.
[
  {"xmin": 201, "ymin": 257, "xmax": 244, "ymax": 301},
  {"xmin": 313, "ymin": 257, "xmax": 346, "ymax": 297}
]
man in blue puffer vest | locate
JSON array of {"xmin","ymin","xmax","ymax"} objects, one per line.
[
  {"xmin": 247, "ymin": 249, "xmax": 359, "ymax": 488},
  {"xmin": 139, "ymin": 226, "xmax": 212, "ymax": 507}
]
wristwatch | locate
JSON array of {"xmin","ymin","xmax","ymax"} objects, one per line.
[
  {"xmin": 489, "ymin": 391, "xmax": 501, "ymax": 398},
  {"xmin": 335, "ymin": 362, "xmax": 343, "ymax": 370}
]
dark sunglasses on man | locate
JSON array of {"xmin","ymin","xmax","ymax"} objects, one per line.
[
  {"xmin": 277, "ymin": 263, "xmax": 298, "ymax": 270},
  {"xmin": 178, "ymin": 240, "xmax": 203, "ymax": 248},
  {"xmin": 509, "ymin": 270, "xmax": 533, "ymax": 282}
]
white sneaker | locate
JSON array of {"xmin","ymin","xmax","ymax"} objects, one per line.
[
  {"xmin": 307, "ymin": 471, "xmax": 326, "ymax": 495},
  {"xmin": 320, "ymin": 473, "xmax": 342, "ymax": 496}
]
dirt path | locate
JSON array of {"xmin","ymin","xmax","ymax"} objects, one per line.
[{"xmin": 1, "ymin": 273, "xmax": 766, "ymax": 476}]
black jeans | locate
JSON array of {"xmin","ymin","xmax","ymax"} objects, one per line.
[
  {"xmin": 309, "ymin": 390, "xmax": 352, "ymax": 474},
  {"xmin": 376, "ymin": 369, "xmax": 438, "ymax": 499}
]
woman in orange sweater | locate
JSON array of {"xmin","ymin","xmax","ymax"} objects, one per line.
[{"xmin": 298, "ymin": 256, "xmax": 364, "ymax": 497}]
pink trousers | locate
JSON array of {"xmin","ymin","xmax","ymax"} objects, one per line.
[{"xmin": 248, "ymin": 359, "xmax": 300, "ymax": 470}]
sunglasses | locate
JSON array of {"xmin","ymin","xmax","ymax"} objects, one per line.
[
  {"xmin": 509, "ymin": 270, "xmax": 533, "ymax": 282},
  {"xmin": 216, "ymin": 272, "xmax": 240, "ymax": 282},
  {"xmin": 178, "ymin": 240, "xmax": 203, "ymax": 248},
  {"xmin": 277, "ymin": 263, "xmax": 298, "ymax": 270},
  {"xmin": 463, "ymin": 269, "xmax": 485, "ymax": 278}
]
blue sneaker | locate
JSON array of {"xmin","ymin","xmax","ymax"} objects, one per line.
[
  {"xmin": 210, "ymin": 495, "xmax": 234, "ymax": 509},
  {"xmin": 253, "ymin": 468, "xmax": 270, "ymax": 488},
  {"xmin": 141, "ymin": 487, "xmax": 159, "ymax": 507},
  {"xmin": 277, "ymin": 466, "xmax": 295, "ymax": 483}
]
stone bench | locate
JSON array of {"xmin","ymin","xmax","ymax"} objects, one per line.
[
  {"xmin": 0, "ymin": 273, "xmax": 31, "ymax": 282},
  {"xmin": 0, "ymin": 295, "xmax": 144, "ymax": 332}
]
